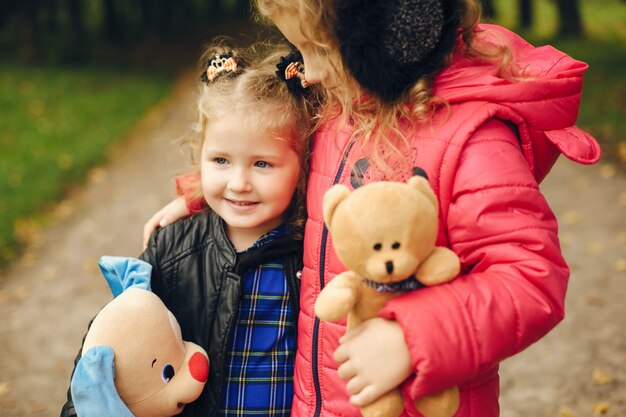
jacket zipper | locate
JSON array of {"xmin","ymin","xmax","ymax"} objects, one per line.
[{"xmin": 313, "ymin": 139, "xmax": 356, "ymax": 417}]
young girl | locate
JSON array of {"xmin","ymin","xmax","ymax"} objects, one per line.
[
  {"xmin": 144, "ymin": 0, "xmax": 602, "ymax": 416},
  {"xmin": 62, "ymin": 42, "xmax": 316, "ymax": 417}
]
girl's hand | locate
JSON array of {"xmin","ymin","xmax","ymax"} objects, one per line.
[
  {"xmin": 142, "ymin": 196, "xmax": 189, "ymax": 249},
  {"xmin": 334, "ymin": 318, "xmax": 413, "ymax": 407}
]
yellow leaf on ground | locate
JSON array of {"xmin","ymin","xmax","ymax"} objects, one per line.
[
  {"xmin": 562, "ymin": 211, "xmax": 582, "ymax": 225},
  {"xmin": 600, "ymin": 164, "xmax": 617, "ymax": 179},
  {"xmin": 618, "ymin": 142, "xmax": 626, "ymax": 164},
  {"xmin": 559, "ymin": 405, "xmax": 577, "ymax": 417},
  {"xmin": 592, "ymin": 368, "xmax": 615, "ymax": 385},
  {"xmin": 586, "ymin": 241, "xmax": 605, "ymax": 254},
  {"xmin": 593, "ymin": 402, "xmax": 610, "ymax": 416},
  {"xmin": 615, "ymin": 259, "xmax": 626, "ymax": 273},
  {"xmin": 0, "ymin": 381, "xmax": 9, "ymax": 396}
]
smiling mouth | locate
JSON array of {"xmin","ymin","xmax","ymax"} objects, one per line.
[{"xmin": 226, "ymin": 199, "xmax": 258, "ymax": 206}]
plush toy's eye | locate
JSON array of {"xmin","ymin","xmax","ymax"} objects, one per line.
[
  {"xmin": 162, "ymin": 364, "xmax": 175, "ymax": 383},
  {"xmin": 392, "ymin": 242, "xmax": 401, "ymax": 250},
  {"xmin": 373, "ymin": 243, "xmax": 382, "ymax": 251}
]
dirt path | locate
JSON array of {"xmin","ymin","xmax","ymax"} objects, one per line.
[{"xmin": 0, "ymin": 76, "xmax": 624, "ymax": 417}]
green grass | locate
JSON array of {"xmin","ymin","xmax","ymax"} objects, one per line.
[
  {"xmin": 491, "ymin": 0, "xmax": 626, "ymax": 158},
  {"xmin": 0, "ymin": 64, "xmax": 172, "ymax": 267}
]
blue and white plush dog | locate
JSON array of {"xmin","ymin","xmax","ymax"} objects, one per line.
[{"xmin": 71, "ymin": 257, "xmax": 209, "ymax": 417}]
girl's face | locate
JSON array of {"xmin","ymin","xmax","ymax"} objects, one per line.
[
  {"xmin": 201, "ymin": 112, "xmax": 301, "ymax": 249},
  {"xmin": 273, "ymin": 12, "xmax": 330, "ymax": 86}
]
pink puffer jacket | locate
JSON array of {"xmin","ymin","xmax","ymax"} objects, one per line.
[{"xmin": 291, "ymin": 25, "xmax": 600, "ymax": 417}]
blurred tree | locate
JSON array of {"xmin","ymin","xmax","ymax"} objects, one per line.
[
  {"xmin": 14, "ymin": 0, "xmax": 39, "ymax": 64},
  {"xmin": 102, "ymin": 0, "xmax": 122, "ymax": 43},
  {"xmin": 480, "ymin": 0, "xmax": 496, "ymax": 19},
  {"xmin": 555, "ymin": 0, "xmax": 584, "ymax": 37},
  {"xmin": 67, "ymin": 0, "xmax": 88, "ymax": 61},
  {"xmin": 519, "ymin": 0, "xmax": 533, "ymax": 29}
]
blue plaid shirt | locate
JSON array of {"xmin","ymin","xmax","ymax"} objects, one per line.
[{"xmin": 217, "ymin": 226, "xmax": 297, "ymax": 416}]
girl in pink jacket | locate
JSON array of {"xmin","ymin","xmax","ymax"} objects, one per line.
[{"xmin": 144, "ymin": 0, "xmax": 601, "ymax": 415}]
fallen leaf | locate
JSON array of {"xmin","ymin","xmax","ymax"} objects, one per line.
[
  {"xmin": 586, "ymin": 241, "xmax": 605, "ymax": 254},
  {"xmin": 14, "ymin": 286, "xmax": 30, "ymax": 302},
  {"xmin": 559, "ymin": 405, "xmax": 577, "ymax": 417},
  {"xmin": 615, "ymin": 259, "xmax": 626, "ymax": 273},
  {"xmin": 31, "ymin": 401, "xmax": 46, "ymax": 413},
  {"xmin": 618, "ymin": 142, "xmax": 626, "ymax": 164},
  {"xmin": 0, "ymin": 381, "xmax": 9, "ymax": 396},
  {"xmin": 585, "ymin": 293, "xmax": 605, "ymax": 307},
  {"xmin": 0, "ymin": 290, "xmax": 8, "ymax": 304},
  {"xmin": 82, "ymin": 257, "xmax": 100, "ymax": 276},
  {"xmin": 592, "ymin": 368, "xmax": 615, "ymax": 385},
  {"xmin": 89, "ymin": 167, "xmax": 108, "ymax": 184},
  {"xmin": 593, "ymin": 402, "xmax": 609, "ymax": 416},
  {"xmin": 562, "ymin": 211, "xmax": 582, "ymax": 225},
  {"xmin": 600, "ymin": 164, "xmax": 617, "ymax": 179}
]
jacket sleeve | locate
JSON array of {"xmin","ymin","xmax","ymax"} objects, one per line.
[
  {"xmin": 176, "ymin": 172, "xmax": 208, "ymax": 214},
  {"xmin": 379, "ymin": 119, "xmax": 569, "ymax": 399},
  {"xmin": 59, "ymin": 320, "xmax": 93, "ymax": 417}
]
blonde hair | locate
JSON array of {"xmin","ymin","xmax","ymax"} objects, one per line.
[
  {"xmin": 187, "ymin": 40, "xmax": 319, "ymax": 235},
  {"xmin": 254, "ymin": 0, "xmax": 521, "ymax": 173}
]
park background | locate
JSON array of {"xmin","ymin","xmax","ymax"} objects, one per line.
[{"xmin": 0, "ymin": 0, "xmax": 625, "ymax": 416}]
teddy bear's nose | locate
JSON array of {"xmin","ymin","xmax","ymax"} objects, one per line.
[{"xmin": 385, "ymin": 261, "xmax": 394, "ymax": 274}]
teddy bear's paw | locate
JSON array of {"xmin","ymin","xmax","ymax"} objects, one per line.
[
  {"xmin": 360, "ymin": 389, "xmax": 404, "ymax": 417},
  {"xmin": 414, "ymin": 385, "xmax": 459, "ymax": 417},
  {"xmin": 314, "ymin": 288, "xmax": 356, "ymax": 322}
]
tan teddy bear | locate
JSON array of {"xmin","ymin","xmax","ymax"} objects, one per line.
[{"xmin": 314, "ymin": 176, "xmax": 460, "ymax": 417}]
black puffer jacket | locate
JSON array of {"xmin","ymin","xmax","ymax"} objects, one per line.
[{"xmin": 61, "ymin": 212, "xmax": 302, "ymax": 417}]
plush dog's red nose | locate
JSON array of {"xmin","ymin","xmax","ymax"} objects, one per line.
[{"xmin": 189, "ymin": 352, "xmax": 209, "ymax": 382}]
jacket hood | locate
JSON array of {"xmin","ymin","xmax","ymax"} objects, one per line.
[{"xmin": 434, "ymin": 24, "xmax": 600, "ymax": 179}]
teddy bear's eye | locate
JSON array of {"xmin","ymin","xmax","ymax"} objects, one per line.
[
  {"xmin": 161, "ymin": 364, "xmax": 175, "ymax": 383},
  {"xmin": 392, "ymin": 242, "xmax": 401, "ymax": 250},
  {"xmin": 373, "ymin": 243, "xmax": 382, "ymax": 251}
]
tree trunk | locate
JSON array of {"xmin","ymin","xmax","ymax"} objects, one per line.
[
  {"xmin": 480, "ymin": 0, "xmax": 496, "ymax": 19},
  {"xmin": 102, "ymin": 0, "xmax": 121, "ymax": 43},
  {"xmin": 519, "ymin": 0, "xmax": 533, "ymax": 29},
  {"xmin": 15, "ymin": 0, "xmax": 39, "ymax": 64},
  {"xmin": 555, "ymin": 0, "xmax": 584, "ymax": 38},
  {"xmin": 67, "ymin": 0, "xmax": 87, "ymax": 62}
]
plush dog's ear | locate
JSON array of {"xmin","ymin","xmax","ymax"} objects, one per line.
[
  {"xmin": 408, "ymin": 176, "xmax": 437, "ymax": 209},
  {"xmin": 323, "ymin": 185, "xmax": 351, "ymax": 228},
  {"xmin": 98, "ymin": 256, "xmax": 152, "ymax": 297},
  {"xmin": 71, "ymin": 346, "xmax": 135, "ymax": 417}
]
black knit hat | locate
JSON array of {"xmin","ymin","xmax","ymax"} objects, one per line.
[{"xmin": 334, "ymin": 0, "xmax": 462, "ymax": 103}]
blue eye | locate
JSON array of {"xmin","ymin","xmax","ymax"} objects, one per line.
[
  {"xmin": 255, "ymin": 161, "xmax": 270, "ymax": 168},
  {"xmin": 214, "ymin": 157, "xmax": 227, "ymax": 165},
  {"xmin": 161, "ymin": 364, "xmax": 175, "ymax": 383}
]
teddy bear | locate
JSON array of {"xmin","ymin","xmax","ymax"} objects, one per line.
[
  {"xmin": 70, "ymin": 256, "xmax": 209, "ymax": 417},
  {"xmin": 314, "ymin": 176, "xmax": 460, "ymax": 417}
]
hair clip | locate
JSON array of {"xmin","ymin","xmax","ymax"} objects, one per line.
[
  {"xmin": 201, "ymin": 52, "xmax": 240, "ymax": 84},
  {"xmin": 276, "ymin": 51, "xmax": 309, "ymax": 96}
]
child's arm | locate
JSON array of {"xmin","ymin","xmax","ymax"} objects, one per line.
[
  {"xmin": 337, "ymin": 119, "xmax": 569, "ymax": 405},
  {"xmin": 142, "ymin": 172, "xmax": 206, "ymax": 248},
  {"xmin": 143, "ymin": 196, "xmax": 188, "ymax": 249}
]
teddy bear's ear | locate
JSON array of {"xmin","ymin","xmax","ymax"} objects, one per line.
[
  {"xmin": 71, "ymin": 346, "xmax": 135, "ymax": 417},
  {"xmin": 98, "ymin": 256, "xmax": 152, "ymax": 297},
  {"xmin": 408, "ymin": 176, "xmax": 437, "ymax": 209},
  {"xmin": 323, "ymin": 184, "xmax": 351, "ymax": 228}
]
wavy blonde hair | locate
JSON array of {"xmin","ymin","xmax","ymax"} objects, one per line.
[
  {"xmin": 186, "ymin": 40, "xmax": 319, "ymax": 236},
  {"xmin": 255, "ymin": 0, "xmax": 520, "ymax": 173}
]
